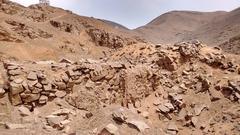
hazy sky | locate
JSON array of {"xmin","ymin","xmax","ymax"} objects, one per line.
[{"xmin": 11, "ymin": 0, "xmax": 240, "ymax": 29}]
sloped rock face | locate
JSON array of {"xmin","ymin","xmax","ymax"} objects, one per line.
[
  {"xmin": 5, "ymin": 20, "xmax": 53, "ymax": 39},
  {"xmin": 0, "ymin": 0, "xmax": 24, "ymax": 15},
  {"xmin": 0, "ymin": 26, "xmax": 22, "ymax": 42},
  {"xmin": 87, "ymin": 28, "xmax": 131, "ymax": 49},
  {"xmin": 220, "ymin": 34, "xmax": 240, "ymax": 55},
  {"xmin": 50, "ymin": 20, "xmax": 81, "ymax": 34}
]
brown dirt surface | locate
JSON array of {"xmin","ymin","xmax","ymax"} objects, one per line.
[{"xmin": 0, "ymin": 1, "xmax": 240, "ymax": 135}]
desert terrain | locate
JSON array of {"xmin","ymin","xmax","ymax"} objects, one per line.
[{"xmin": 0, "ymin": 0, "xmax": 239, "ymax": 135}]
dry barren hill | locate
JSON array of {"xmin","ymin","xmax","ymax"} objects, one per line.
[
  {"xmin": 0, "ymin": 0, "xmax": 139, "ymax": 61},
  {"xmin": 135, "ymin": 8, "xmax": 240, "ymax": 49},
  {"xmin": 135, "ymin": 11, "xmax": 227, "ymax": 44}
]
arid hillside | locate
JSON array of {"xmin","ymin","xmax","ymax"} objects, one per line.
[
  {"xmin": 135, "ymin": 11, "xmax": 226, "ymax": 44},
  {"xmin": 0, "ymin": 0, "xmax": 140, "ymax": 61},
  {"xmin": 135, "ymin": 8, "xmax": 240, "ymax": 48}
]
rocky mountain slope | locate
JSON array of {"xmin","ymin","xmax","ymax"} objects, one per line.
[
  {"xmin": 0, "ymin": 1, "xmax": 239, "ymax": 135},
  {"xmin": 135, "ymin": 11, "xmax": 226, "ymax": 44},
  {"xmin": 0, "ymin": 0, "xmax": 140, "ymax": 61},
  {"xmin": 135, "ymin": 8, "xmax": 240, "ymax": 49}
]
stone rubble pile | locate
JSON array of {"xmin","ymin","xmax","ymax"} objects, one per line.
[{"xmin": 0, "ymin": 41, "xmax": 239, "ymax": 135}]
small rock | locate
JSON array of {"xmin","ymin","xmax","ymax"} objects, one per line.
[
  {"xmin": 27, "ymin": 72, "xmax": 38, "ymax": 80},
  {"xmin": 8, "ymin": 69, "xmax": 21, "ymax": 76},
  {"xmin": 59, "ymin": 58, "xmax": 73, "ymax": 64},
  {"xmin": 10, "ymin": 94, "xmax": 22, "ymax": 106},
  {"xmin": 52, "ymin": 108, "xmax": 76, "ymax": 116},
  {"xmin": 127, "ymin": 120, "xmax": 150, "ymax": 132},
  {"xmin": 0, "ymin": 88, "xmax": 5, "ymax": 96},
  {"xmin": 99, "ymin": 123, "xmax": 119, "ymax": 135},
  {"xmin": 7, "ymin": 65, "xmax": 19, "ymax": 70},
  {"xmin": 235, "ymin": 92, "xmax": 240, "ymax": 99},
  {"xmin": 141, "ymin": 111, "xmax": 149, "ymax": 119},
  {"xmin": 45, "ymin": 115, "xmax": 66, "ymax": 129},
  {"xmin": 39, "ymin": 95, "xmax": 48, "ymax": 104},
  {"xmin": 191, "ymin": 117, "xmax": 198, "ymax": 127},
  {"xmin": 158, "ymin": 104, "xmax": 170, "ymax": 113},
  {"xmin": 64, "ymin": 125, "xmax": 71, "ymax": 134},
  {"xmin": 60, "ymin": 120, "xmax": 71, "ymax": 126},
  {"xmin": 61, "ymin": 73, "xmax": 69, "ymax": 83},
  {"xmin": 112, "ymin": 108, "xmax": 127, "ymax": 123},
  {"xmin": 55, "ymin": 81, "xmax": 67, "ymax": 90},
  {"xmin": 35, "ymin": 83, "xmax": 42, "ymax": 89},
  {"xmin": 164, "ymin": 103, "xmax": 175, "ymax": 110},
  {"xmin": 209, "ymin": 88, "xmax": 222, "ymax": 101},
  {"xmin": 153, "ymin": 99, "xmax": 161, "ymax": 106},
  {"xmin": 21, "ymin": 93, "xmax": 40, "ymax": 103},
  {"xmin": 85, "ymin": 79, "xmax": 95, "ymax": 89},
  {"xmin": 167, "ymin": 122, "xmax": 178, "ymax": 132},
  {"xmin": 9, "ymin": 82, "xmax": 24, "ymax": 95},
  {"xmin": 18, "ymin": 106, "xmax": 31, "ymax": 117},
  {"xmin": 55, "ymin": 91, "xmax": 67, "ymax": 98},
  {"xmin": 5, "ymin": 123, "xmax": 27, "ymax": 129},
  {"xmin": 13, "ymin": 78, "xmax": 23, "ymax": 84},
  {"xmin": 194, "ymin": 104, "xmax": 207, "ymax": 116},
  {"xmin": 43, "ymin": 84, "xmax": 52, "ymax": 91}
]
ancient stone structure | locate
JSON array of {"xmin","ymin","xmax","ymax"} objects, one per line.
[{"xmin": 39, "ymin": 0, "xmax": 50, "ymax": 6}]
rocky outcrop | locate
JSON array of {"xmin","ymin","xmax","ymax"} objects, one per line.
[
  {"xmin": 50, "ymin": 20, "xmax": 80, "ymax": 34},
  {"xmin": 5, "ymin": 20, "xmax": 53, "ymax": 39},
  {"xmin": 0, "ymin": 26, "xmax": 22, "ymax": 42},
  {"xmin": 87, "ymin": 28, "xmax": 136, "ymax": 49}
]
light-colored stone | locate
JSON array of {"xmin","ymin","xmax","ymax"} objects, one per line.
[
  {"xmin": 5, "ymin": 123, "xmax": 27, "ymax": 129},
  {"xmin": 99, "ymin": 123, "xmax": 119, "ymax": 135},
  {"xmin": 61, "ymin": 73, "xmax": 69, "ymax": 83},
  {"xmin": 127, "ymin": 120, "xmax": 150, "ymax": 132},
  {"xmin": 7, "ymin": 65, "xmax": 19, "ymax": 70},
  {"xmin": 55, "ymin": 91, "xmax": 67, "ymax": 98},
  {"xmin": 167, "ymin": 122, "xmax": 178, "ymax": 132},
  {"xmin": 55, "ymin": 81, "xmax": 67, "ymax": 90},
  {"xmin": 52, "ymin": 108, "xmax": 76, "ymax": 116},
  {"xmin": 21, "ymin": 93, "xmax": 40, "ymax": 103},
  {"xmin": 43, "ymin": 84, "xmax": 52, "ymax": 91},
  {"xmin": 194, "ymin": 104, "xmax": 207, "ymax": 116},
  {"xmin": 158, "ymin": 104, "xmax": 170, "ymax": 113},
  {"xmin": 35, "ymin": 83, "xmax": 43, "ymax": 89},
  {"xmin": 13, "ymin": 78, "xmax": 23, "ymax": 84},
  {"xmin": 10, "ymin": 94, "xmax": 22, "ymax": 106},
  {"xmin": 112, "ymin": 108, "xmax": 127, "ymax": 123},
  {"xmin": 153, "ymin": 99, "xmax": 161, "ymax": 106},
  {"xmin": 45, "ymin": 115, "xmax": 66, "ymax": 129},
  {"xmin": 8, "ymin": 69, "xmax": 21, "ymax": 76},
  {"xmin": 27, "ymin": 72, "xmax": 38, "ymax": 80},
  {"xmin": 9, "ymin": 82, "xmax": 24, "ymax": 95},
  {"xmin": 59, "ymin": 58, "xmax": 73, "ymax": 64},
  {"xmin": 18, "ymin": 106, "xmax": 31, "ymax": 117},
  {"xmin": 0, "ymin": 88, "xmax": 5, "ymax": 96},
  {"xmin": 39, "ymin": 95, "xmax": 48, "ymax": 104},
  {"xmin": 191, "ymin": 117, "xmax": 198, "ymax": 127},
  {"xmin": 141, "ymin": 111, "xmax": 149, "ymax": 119},
  {"xmin": 164, "ymin": 103, "xmax": 175, "ymax": 110}
]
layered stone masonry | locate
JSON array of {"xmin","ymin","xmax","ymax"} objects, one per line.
[{"xmin": 3, "ymin": 59, "xmax": 158, "ymax": 107}]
